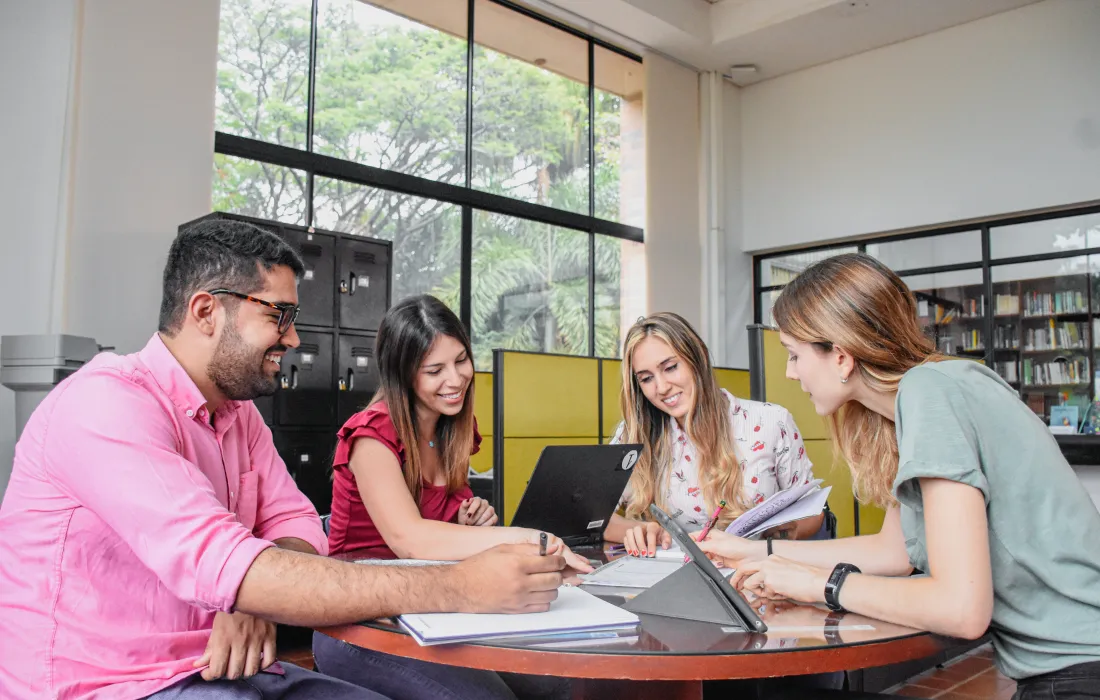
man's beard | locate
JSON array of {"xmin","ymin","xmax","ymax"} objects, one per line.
[{"xmin": 207, "ymin": 322, "xmax": 283, "ymax": 401}]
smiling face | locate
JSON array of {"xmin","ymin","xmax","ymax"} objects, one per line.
[
  {"xmin": 630, "ymin": 335, "xmax": 697, "ymax": 424},
  {"xmin": 779, "ymin": 331, "xmax": 853, "ymax": 416},
  {"xmin": 206, "ymin": 265, "xmax": 300, "ymax": 401},
  {"xmin": 413, "ymin": 334, "xmax": 474, "ymax": 419}
]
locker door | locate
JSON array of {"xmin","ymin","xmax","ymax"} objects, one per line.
[
  {"xmin": 337, "ymin": 333, "xmax": 379, "ymax": 426},
  {"xmin": 253, "ymin": 396, "xmax": 274, "ymax": 426},
  {"xmin": 280, "ymin": 228, "xmax": 335, "ymax": 328},
  {"xmin": 275, "ymin": 330, "xmax": 335, "ymax": 427},
  {"xmin": 274, "ymin": 430, "xmax": 335, "ymax": 516},
  {"xmin": 337, "ymin": 238, "xmax": 389, "ymax": 332}
]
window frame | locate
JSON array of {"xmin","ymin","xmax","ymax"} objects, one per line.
[{"xmin": 213, "ymin": 0, "xmax": 644, "ymax": 360}]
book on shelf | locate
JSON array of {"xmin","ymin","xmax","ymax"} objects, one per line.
[
  {"xmin": 1022, "ymin": 290, "xmax": 1087, "ymax": 317},
  {"xmin": 1049, "ymin": 405, "xmax": 1079, "ymax": 435},
  {"xmin": 1021, "ymin": 356, "xmax": 1091, "ymax": 386},
  {"xmin": 995, "ymin": 293, "xmax": 1019, "ymax": 315}
]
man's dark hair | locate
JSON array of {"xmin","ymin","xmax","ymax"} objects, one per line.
[{"xmin": 159, "ymin": 218, "xmax": 305, "ymax": 335}]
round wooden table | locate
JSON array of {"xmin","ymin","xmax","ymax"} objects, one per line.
[{"xmin": 317, "ymin": 548, "xmax": 944, "ymax": 699}]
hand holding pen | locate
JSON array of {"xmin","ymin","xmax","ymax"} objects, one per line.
[{"xmin": 687, "ymin": 500, "xmax": 726, "ymax": 563}]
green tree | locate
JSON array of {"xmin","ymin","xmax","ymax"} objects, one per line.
[{"xmin": 213, "ymin": 0, "xmax": 631, "ymax": 365}]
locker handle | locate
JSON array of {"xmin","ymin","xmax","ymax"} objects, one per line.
[
  {"xmin": 290, "ymin": 365, "xmax": 299, "ymax": 390},
  {"xmin": 346, "ymin": 368, "xmax": 355, "ymax": 392},
  {"xmin": 349, "ymin": 272, "xmax": 357, "ymax": 296}
]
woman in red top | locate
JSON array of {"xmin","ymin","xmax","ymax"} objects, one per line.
[
  {"xmin": 315, "ymin": 295, "xmax": 582, "ymax": 700},
  {"xmin": 326, "ymin": 294, "xmax": 592, "ymax": 566}
]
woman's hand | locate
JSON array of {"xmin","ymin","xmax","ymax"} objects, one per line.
[
  {"xmin": 691, "ymin": 529, "xmax": 763, "ymax": 567},
  {"xmin": 623, "ymin": 521, "xmax": 671, "ymax": 557},
  {"xmin": 729, "ymin": 555, "xmax": 830, "ymax": 604},
  {"xmin": 457, "ymin": 497, "xmax": 497, "ymax": 527}
]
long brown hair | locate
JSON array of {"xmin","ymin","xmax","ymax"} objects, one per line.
[
  {"xmin": 372, "ymin": 295, "xmax": 475, "ymax": 502},
  {"xmin": 619, "ymin": 313, "xmax": 750, "ymax": 528},
  {"xmin": 771, "ymin": 253, "xmax": 948, "ymax": 507}
]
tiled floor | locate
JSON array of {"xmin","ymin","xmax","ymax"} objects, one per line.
[
  {"xmin": 887, "ymin": 644, "xmax": 1017, "ymax": 699},
  {"xmin": 280, "ymin": 641, "xmax": 1017, "ymax": 698}
]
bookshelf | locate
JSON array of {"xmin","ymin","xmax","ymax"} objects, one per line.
[{"xmin": 914, "ymin": 273, "xmax": 1096, "ymax": 425}]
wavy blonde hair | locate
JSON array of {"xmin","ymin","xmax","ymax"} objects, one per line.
[
  {"xmin": 771, "ymin": 253, "xmax": 949, "ymax": 508},
  {"xmin": 619, "ymin": 313, "xmax": 750, "ymax": 528}
]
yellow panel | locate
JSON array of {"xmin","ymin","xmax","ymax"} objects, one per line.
[
  {"xmin": 803, "ymin": 439, "xmax": 855, "ymax": 539},
  {"xmin": 601, "ymin": 359, "xmax": 623, "ymax": 442},
  {"xmin": 501, "ymin": 437, "xmax": 596, "ymax": 524},
  {"xmin": 858, "ymin": 502, "xmax": 886, "ymax": 536},
  {"xmin": 714, "ymin": 367, "xmax": 751, "ymax": 399},
  {"xmin": 472, "ymin": 371, "xmax": 493, "ymax": 436},
  {"xmin": 469, "ymin": 436, "xmax": 493, "ymax": 475},
  {"xmin": 501, "ymin": 353, "xmax": 599, "ymax": 438},
  {"xmin": 762, "ymin": 328, "xmax": 829, "ymax": 440}
]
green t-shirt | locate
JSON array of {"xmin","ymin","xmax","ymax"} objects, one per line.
[{"xmin": 893, "ymin": 360, "xmax": 1100, "ymax": 679}]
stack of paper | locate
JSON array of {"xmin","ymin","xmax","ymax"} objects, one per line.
[
  {"xmin": 397, "ymin": 586, "xmax": 639, "ymax": 646},
  {"xmin": 725, "ymin": 480, "xmax": 832, "ymax": 539}
]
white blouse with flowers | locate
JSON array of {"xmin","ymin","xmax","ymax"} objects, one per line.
[{"xmin": 612, "ymin": 389, "xmax": 815, "ymax": 531}]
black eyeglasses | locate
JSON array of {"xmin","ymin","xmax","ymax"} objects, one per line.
[{"xmin": 209, "ymin": 289, "xmax": 300, "ymax": 334}]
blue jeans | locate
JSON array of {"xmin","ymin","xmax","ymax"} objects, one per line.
[
  {"xmin": 144, "ymin": 662, "xmax": 385, "ymax": 699},
  {"xmin": 312, "ymin": 631, "xmax": 569, "ymax": 700}
]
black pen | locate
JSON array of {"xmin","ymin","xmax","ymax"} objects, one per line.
[{"xmin": 539, "ymin": 531, "xmax": 548, "ymax": 556}]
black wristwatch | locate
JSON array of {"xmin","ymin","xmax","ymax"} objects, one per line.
[{"xmin": 824, "ymin": 563, "xmax": 861, "ymax": 612}]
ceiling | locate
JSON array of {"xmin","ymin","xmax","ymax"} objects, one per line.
[{"xmin": 526, "ymin": 0, "xmax": 1044, "ymax": 85}]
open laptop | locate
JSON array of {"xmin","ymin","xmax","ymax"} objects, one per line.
[{"xmin": 509, "ymin": 443, "xmax": 643, "ymax": 547}]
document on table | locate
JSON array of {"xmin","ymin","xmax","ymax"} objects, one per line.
[
  {"xmin": 397, "ymin": 586, "xmax": 639, "ymax": 646},
  {"xmin": 580, "ymin": 553, "xmax": 735, "ymax": 588}
]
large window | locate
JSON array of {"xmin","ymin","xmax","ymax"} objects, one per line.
[
  {"xmin": 754, "ymin": 205, "xmax": 1100, "ymax": 430},
  {"xmin": 213, "ymin": 0, "xmax": 645, "ymax": 363}
]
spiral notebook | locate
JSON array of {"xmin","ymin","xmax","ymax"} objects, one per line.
[{"xmin": 397, "ymin": 586, "xmax": 639, "ymax": 646}]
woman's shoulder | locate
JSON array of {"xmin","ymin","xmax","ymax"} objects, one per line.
[{"xmin": 338, "ymin": 401, "xmax": 401, "ymax": 445}]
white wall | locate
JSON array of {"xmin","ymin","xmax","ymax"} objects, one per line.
[
  {"xmin": 739, "ymin": 0, "xmax": 1100, "ymax": 253},
  {"xmin": 644, "ymin": 53, "xmax": 703, "ymax": 331},
  {"xmin": 0, "ymin": 0, "xmax": 219, "ymax": 498},
  {"xmin": 65, "ymin": 0, "xmax": 220, "ymax": 354},
  {"xmin": 0, "ymin": 1, "xmax": 81, "ymax": 494}
]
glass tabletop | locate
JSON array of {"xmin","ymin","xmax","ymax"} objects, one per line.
[{"xmin": 335, "ymin": 546, "xmax": 929, "ymax": 657}]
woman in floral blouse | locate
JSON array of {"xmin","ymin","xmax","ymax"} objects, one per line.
[{"xmin": 604, "ymin": 312, "xmax": 824, "ymax": 556}]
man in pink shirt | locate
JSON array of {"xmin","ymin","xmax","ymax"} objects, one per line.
[{"xmin": 0, "ymin": 219, "xmax": 566, "ymax": 700}]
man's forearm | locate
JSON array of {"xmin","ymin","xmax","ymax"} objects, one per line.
[
  {"xmin": 274, "ymin": 537, "xmax": 317, "ymax": 554},
  {"xmin": 234, "ymin": 547, "xmax": 464, "ymax": 627}
]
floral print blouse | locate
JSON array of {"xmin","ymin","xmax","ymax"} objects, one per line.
[{"xmin": 613, "ymin": 390, "xmax": 814, "ymax": 531}]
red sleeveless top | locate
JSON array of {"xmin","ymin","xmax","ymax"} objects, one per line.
[{"xmin": 327, "ymin": 401, "xmax": 480, "ymax": 556}]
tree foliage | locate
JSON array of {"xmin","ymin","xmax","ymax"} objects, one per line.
[{"xmin": 212, "ymin": 0, "xmax": 634, "ymax": 367}]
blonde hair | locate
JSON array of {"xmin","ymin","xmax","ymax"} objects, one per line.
[
  {"xmin": 619, "ymin": 313, "xmax": 750, "ymax": 528},
  {"xmin": 771, "ymin": 253, "xmax": 948, "ymax": 508}
]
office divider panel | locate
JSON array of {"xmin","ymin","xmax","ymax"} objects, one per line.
[
  {"xmin": 600, "ymin": 359, "xmax": 623, "ymax": 443},
  {"xmin": 749, "ymin": 325, "xmax": 884, "ymax": 537},
  {"xmin": 471, "ymin": 371, "xmax": 494, "ymax": 475}
]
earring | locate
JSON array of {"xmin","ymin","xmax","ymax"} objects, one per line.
[{"xmin": 840, "ymin": 375, "xmax": 849, "ymax": 384}]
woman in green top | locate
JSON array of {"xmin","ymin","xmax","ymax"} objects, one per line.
[{"xmin": 696, "ymin": 253, "xmax": 1100, "ymax": 698}]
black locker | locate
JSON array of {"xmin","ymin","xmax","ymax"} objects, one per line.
[
  {"xmin": 337, "ymin": 238, "xmax": 390, "ymax": 332},
  {"xmin": 337, "ymin": 333, "xmax": 380, "ymax": 426},
  {"xmin": 275, "ymin": 330, "xmax": 335, "ymax": 427},
  {"xmin": 253, "ymin": 395, "xmax": 274, "ymax": 426},
  {"xmin": 279, "ymin": 227, "xmax": 335, "ymax": 328},
  {"xmin": 273, "ymin": 430, "xmax": 335, "ymax": 516}
]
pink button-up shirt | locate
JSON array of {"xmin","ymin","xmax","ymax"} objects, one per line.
[{"xmin": 0, "ymin": 334, "xmax": 327, "ymax": 699}]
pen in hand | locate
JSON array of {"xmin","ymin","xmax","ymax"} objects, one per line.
[
  {"xmin": 687, "ymin": 500, "xmax": 726, "ymax": 563},
  {"xmin": 539, "ymin": 531, "xmax": 548, "ymax": 557}
]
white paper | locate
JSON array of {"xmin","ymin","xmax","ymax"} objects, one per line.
[
  {"xmin": 579, "ymin": 557, "xmax": 683, "ymax": 588},
  {"xmin": 398, "ymin": 586, "xmax": 639, "ymax": 646},
  {"xmin": 725, "ymin": 479, "xmax": 825, "ymax": 537},
  {"xmin": 743, "ymin": 486, "xmax": 832, "ymax": 539}
]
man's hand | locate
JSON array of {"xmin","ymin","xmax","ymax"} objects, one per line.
[
  {"xmin": 452, "ymin": 543, "xmax": 565, "ymax": 613},
  {"xmin": 194, "ymin": 611, "xmax": 277, "ymax": 680}
]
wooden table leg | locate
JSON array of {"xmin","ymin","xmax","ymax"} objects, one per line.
[{"xmin": 570, "ymin": 679, "xmax": 703, "ymax": 700}]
